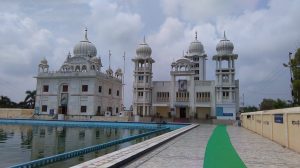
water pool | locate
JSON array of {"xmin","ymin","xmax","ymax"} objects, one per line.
[{"xmin": 0, "ymin": 119, "xmax": 185, "ymax": 168}]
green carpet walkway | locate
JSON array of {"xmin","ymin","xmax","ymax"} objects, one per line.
[{"xmin": 203, "ymin": 125, "xmax": 246, "ymax": 168}]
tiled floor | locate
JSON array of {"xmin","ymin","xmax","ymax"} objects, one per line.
[
  {"xmin": 124, "ymin": 125, "xmax": 215, "ymax": 168},
  {"xmin": 227, "ymin": 126, "xmax": 300, "ymax": 168},
  {"xmin": 73, "ymin": 125, "xmax": 300, "ymax": 168}
]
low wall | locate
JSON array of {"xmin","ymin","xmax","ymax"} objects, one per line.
[
  {"xmin": 212, "ymin": 119, "xmax": 236, "ymax": 125},
  {"xmin": 0, "ymin": 108, "xmax": 33, "ymax": 119},
  {"xmin": 241, "ymin": 107, "xmax": 300, "ymax": 153},
  {"xmin": 65, "ymin": 115, "xmax": 129, "ymax": 122}
]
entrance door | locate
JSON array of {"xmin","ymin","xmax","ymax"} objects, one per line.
[
  {"xmin": 61, "ymin": 106, "xmax": 67, "ymax": 115},
  {"xmin": 180, "ymin": 108, "xmax": 186, "ymax": 118}
]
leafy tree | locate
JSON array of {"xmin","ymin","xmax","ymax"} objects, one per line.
[
  {"xmin": 0, "ymin": 96, "xmax": 15, "ymax": 108},
  {"xmin": 241, "ymin": 106, "xmax": 258, "ymax": 112},
  {"xmin": 23, "ymin": 90, "xmax": 36, "ymax": 109},
  {"xmin": 259, "ymin": 98, "xmax": 290, "ymax": 110},
  {"xmin": 291, "ymin": 48, "xmax": 300, "ymax": 105}
]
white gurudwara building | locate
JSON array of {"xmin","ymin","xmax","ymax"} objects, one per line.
[
  {"xmin": 132, "ymin": 32, "xmax": 239, "ymax": 120},
  {"xmin": 35, "ymin": 29, "xmax": 123, "ymax": 116}
]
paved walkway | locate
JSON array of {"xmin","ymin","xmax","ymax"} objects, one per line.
[
  {"xmin": 228, "ymin": 126, "xmax": 300, "ymax": 168},
  {"xmin": 124, "ymin": 125, "xmax": 215, "ymax": 168},
  {"xmin": 124, "ymin": 125, "xmax": 300, "ymax": 168}
]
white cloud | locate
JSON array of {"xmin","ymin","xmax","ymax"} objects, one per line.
[
  {"xmin": 0, "ymin": 0, "xmax": 299, "ymax": 108},
  {"xmin": 161, "ymin": 0, "xmax": 260, "ymax": 23},
  {"xmin": 0, "ymin": 12, "xmax": 70, "ymax": 102},
  {"xmin": 87, "ymin": 0, "xmax": 144, "ymax": 107}
]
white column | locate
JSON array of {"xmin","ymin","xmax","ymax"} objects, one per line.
[
  {"xmin": 203, "ymin": 57, "xmax": 206, "ymax": 80},
  {"xmin": 170, "ymin": 75, "xmax": 176, "ymax": 109},
  {"xmin": 190, "ymin": 76, "xmax": 195, "ymax": 118}
]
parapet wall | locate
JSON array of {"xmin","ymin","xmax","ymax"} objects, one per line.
[
  {"xmin": 65, "ymin": 115, "xmax": 129, "ymax": 122},
  {"xmin": 0, "ymin": 108, "xmax": 33, "ymax": 119},
  {"xmin": 241, "ymin": 107, "xmax": 300, "ymax": 153}
]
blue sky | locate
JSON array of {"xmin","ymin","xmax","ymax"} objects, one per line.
[{"xmin": 0, "ymin": 0, "xmax": 299, "ymax": 108}]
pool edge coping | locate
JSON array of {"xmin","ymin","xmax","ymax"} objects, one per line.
[{"xmin": 71, "ymin": 124, "xmax": 198, "ymax": 168}]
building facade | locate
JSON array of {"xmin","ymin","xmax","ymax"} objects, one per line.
[
  {"xmin": 132, "ymin": 32, "xmax": 239, "ymax": 120},
  {"xmin": 35, "ymin": 29, "xmax": 123, "ymax": 116}
]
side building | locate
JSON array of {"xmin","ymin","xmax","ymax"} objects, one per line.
[
  {"xmin": 132, "ymin": 32, "xmax": 239, "ymax": 120},
  {"xmin": 35, "ymin": 29, "xmax": 123, "ymax": 116}
]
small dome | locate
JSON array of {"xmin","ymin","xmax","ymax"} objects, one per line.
[
  {"xmin": 106, "ymin": 68, "xmax": 113, "ymax": 76},
  {"xmin": 73, "ymin": 29, "xmax": 97, "ymax": 57},
  {"xmin": 188, "ymin": 32, "xmax": 204, "ymax": 54},
  {"xmin": 91, "ymin": 56, "xmax": 99, "ymax": 62},
  {"xmin": 41, "ymin": 57, "xmax": 48, "ymax": 65},
  {"xmin": 216, "ymin": 32, "xmax": 234, "ymax": 55},
  {"xmin": 136, "ymin": 37, "xmax": 152, "ymax": 57}
]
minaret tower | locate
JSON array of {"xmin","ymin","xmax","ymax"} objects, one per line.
[
  {"xmin": 213, "ymin": 32, "xmax": 239, "ymax": 119},
  {"xmin": 185, "ymin": 32, "xmax": 207, "ymax": 80},
  {"xmin": 132, "ymin": 37, "xmax": 155, "ymax": 117}
]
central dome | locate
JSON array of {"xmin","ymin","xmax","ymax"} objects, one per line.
[
  {"xmin": 188, "ymin": 32, "xmax": 204, "ymax": 54},
  {"xmin": 73, "ymin": 29, "xmax": 97, "ymax": 57},
  {"xmin": 136, "ymin": 37, "xmax": 152, "ymax": 57}
]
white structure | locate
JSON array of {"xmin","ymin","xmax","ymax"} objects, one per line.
[
  {"xmin": 35, "ymin": 29, "xmax": 123, "ymax": 116},
  {"xmin": 132, "ymin": 37, "xmax": 155, "ymax": 117},
  {"xmin": 132, "ymin": 32, "xmax": 239, "ymax": 120},
  {"xmin": 213, "ymin": 32, "xmax": 239, "ymax": 119}
]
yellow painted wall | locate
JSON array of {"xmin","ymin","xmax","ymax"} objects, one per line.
[
  {"xmin": 241, "ymin": 107, "xmax": 300, "ymax": 153},
  {"xmin": 155, "ymin": 107, "xmax": 169, "ymax": 118},
  {"xmin": 196, "ymin": 107, "xmax": 210, "ymax": 119},
  {"xmin": 287, "ymin": 114, "xmax": 300, "ymax": 153},
  {"xmin": 0, "ymin": 108, "xmax": 33, "ymax": 119},
  {"xmin": 249, "ymin": 115, "xmax": 256, "ymax": 132},
  {"xmin": 255, "ymin": 114, "xmax": 263, "ymax": 135},
  {"xmin": 272, "ymin": 121, "xmax": 286, "ymax": 146},
  {"xmin": 262, "ymin": 114, "xmax": 272, "ymax": 139}
]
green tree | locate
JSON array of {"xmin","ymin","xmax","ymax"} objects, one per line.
[
  {"xmin": 241, "ymin": 106, "xmax": 258, "ymax": 112},
  {"xmin": 291, "ymin": 48, "xmax": 300, "ymax": 105},
  {"xmin": 0, "ymin": 96, "xmax": 17, "ymax": 108},
  {"xmin": 259, "ymin": 98, "xmax": 290, "ymax": 110},
  {"xmin": 23, "ymin": 90, "xmax": 36, "ymax": 109}
]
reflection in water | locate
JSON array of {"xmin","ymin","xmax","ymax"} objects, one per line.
[{"xmin": 0, "ymin": 124, "xmax": 160, "ymax": 168}]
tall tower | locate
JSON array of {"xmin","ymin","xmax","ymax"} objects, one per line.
[
  {"xmin": 185, "ymin": 32, "xmax": 207, "ymax": 80},
  {"xmin": 132, "ymin": 37, "xmax": 155, "ymax": 117},
  {"xmin": 213, "ymin": 32, "xmax": 239, "ymax": 119}
]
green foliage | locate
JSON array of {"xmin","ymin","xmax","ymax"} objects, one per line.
[
  {"xmin": 0, "ymin": 90, "xmax": 36, "ymax": 109},
  {"xmin": 23, "ymin": 90, "xmax": 36, "ymax": 109},
  {"xmin": 259, "ymin": 98, "xmax": 290, "ymax": 110},
  {"xmin": 291, "ymin": 48, "xmax": 300, "ymax": 105},
  {"xmin": 0, "ymin": 96, "xmax": 17, "ymax": 108},
  {"xmin": 241, "ymin": 106, "xmax": 258, "ymax": 113}
]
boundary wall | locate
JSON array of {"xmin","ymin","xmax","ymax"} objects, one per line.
[{"xmin": 241, "ymin": 107, "xmax": 300, "ymax": 153}]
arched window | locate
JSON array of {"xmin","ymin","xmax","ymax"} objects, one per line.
[
  {"xmin": 75, "ymin": 65, "xmax": 80, "ymax": 72},
  {"xmin": 82, "ymin": 65, "xmax": 87, "ymax": 72}
]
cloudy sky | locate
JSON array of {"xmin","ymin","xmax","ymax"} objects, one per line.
[{"xmin": 0, "ymin": 0, "xmax": 299, "ymax": 108}]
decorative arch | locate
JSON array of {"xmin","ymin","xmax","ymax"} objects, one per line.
[
  {"xmin": 82, "ymin": 65, "xmax": 87, "ymax": 72},
  {"xmin": 75, "ymin": 65, "xmax": 80, "ymax": 72}
]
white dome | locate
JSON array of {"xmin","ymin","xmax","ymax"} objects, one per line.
[
  {"xmin": 91, "ymin": 56, "xmax": 99, "ymax": 62},
  {"xmin": 188, "ymin": 33, "xmax": 204, "ymax": 54},
  {"xmin": 188, "ymin": 40, "xmax": 204, "ymax": 54},
  {"xmin": 216, "ymin": 32, "xmax": 234, "ymax": 55},
  {"xmin": 73, "ymin": 29, "xmax": 97, "ymax": 57},
  {"xmin": 41, "ymin": 57, "xmax": 48, "ymax": 65},
  {"xmin": 136, "ymin": 37, "xmax": 152, "ymax": 57}
]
